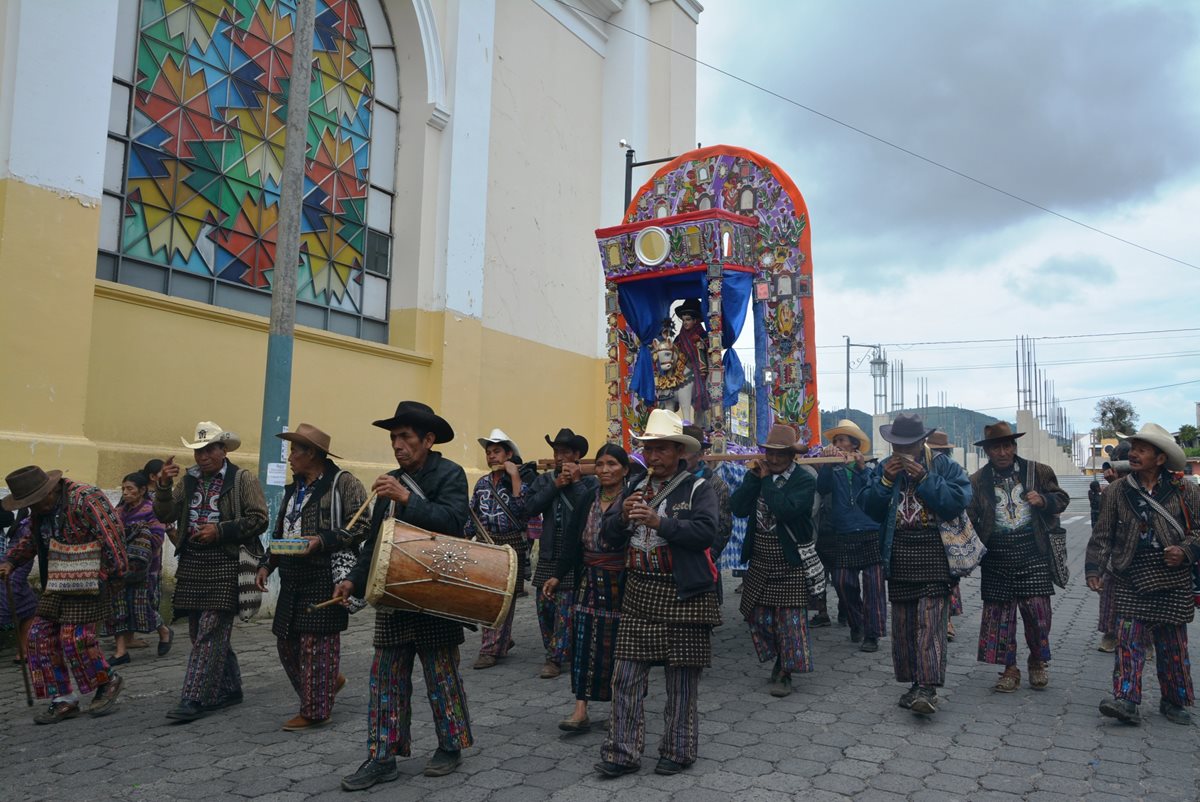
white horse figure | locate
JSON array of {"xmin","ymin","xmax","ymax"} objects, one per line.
[{"xmin": 651, "ymin": 337, "xmax": 698, "ymax": 423}]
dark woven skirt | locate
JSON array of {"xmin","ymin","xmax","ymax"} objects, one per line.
[
  {"xmin": 571, "ymin": 565, "xmax": 624, "ymax": 701},
  {"xmin": 739, "ymin": 566, "xmax": 807, "ymax": 620},
  {"xmin": 616, "ymin": 571, "xmax": 720, "ymax": 668},
  {"xmin": 1113, "ymin": 548, "xmax": 1194, "ymax": 626},
  {"xmin": 532, "ymin": 538, "xmax": 573, "ymax": 591},
  {"xmin": 173, "ymin": 546, "xmax": 238, "ymax": 614},
  {"xmin": 35, "ymin": 588, "xmax": 110, "ymax": 625},
  {"xmin": 102, "ymin": 581, "xmax": 163, "ymax": 635},
  {"xmin": 831, "ymin": 530, "xmax": 883, "ymax": 571},
  {"xmin": 889, "ymin": 526, "xmax": 953, "ymax": 603},
  {"xmin": 979, "ymin": 527, "xmax": 1053, "ymax": 602}
]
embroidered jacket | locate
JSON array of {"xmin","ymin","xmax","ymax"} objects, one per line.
[
  {"xmin": 730, "ymin": 464, "xmax": 816, "ymax": 567},
  {"xmin": 600, "ymin": 468, "xmax": 718, "ymax": 600},
  {"xmin": 858, "ymin": 451, "xmax": 972, "ymax": 571},
  {"xmin": 967, "ymin": 457, "xmax": 1068, "ymax": 555},
  {"xmin": 464, "ymin": 471, "xmax": 528, "ymax": 538},
  {"xmin": 1085, "ymin": 471, "xmax": 1200, "ymax": 578},
  {"xmin": 6, "ymin": 479, "xmax": 128, "ymax": 587},
  {"xmin": 153, "ymin": 460, "xmax": 269, "ymax": 558}
]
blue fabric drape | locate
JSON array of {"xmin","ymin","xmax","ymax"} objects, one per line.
[{"xmin": 616, "ymin": 269, "xmax": 752, "ymax": 408}]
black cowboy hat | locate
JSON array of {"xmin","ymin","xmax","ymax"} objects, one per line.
[
  {"xmin": 372, "ymin": 400, "xmax": 454, "ymax": 444},
  {"xmin": 545, "ymin": 428, "xmax": 589, "ymax": 456},
  {"xmin": 879, "ymin": 413, "xmax": 937, "ymax": 446},
  {"xmin": 673, "ymin": 298, "xmax": 703, "ymax": 319}
]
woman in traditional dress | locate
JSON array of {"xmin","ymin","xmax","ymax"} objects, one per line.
[
  {"xmin": 0, "ymin": 506, "xmax": 36, "ymax": 662},
  {"xmin": 543, "ymin": 443, "xmax": 631, "ymax": 732},
  {"xmin": 105, "ymin": 472, "xmax": 172, "ymax": 664}
]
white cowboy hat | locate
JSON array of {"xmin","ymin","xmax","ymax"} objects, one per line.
[
  {"xmin": 633, "ymin": 409, "xmax": 700, "ymax": 454},
  {"xmin": 477, "ymin": 428, "xmax": 522, "ymax": 463},
  {"xmin": 822, "ymin": 419, "xmax": 871, "ymax": 453},
  {"xmin": 1119, "ymin": 423, "xmax": 1186, "ymax": 472},
  {"xmin": 181, "ymin": 421, "xmax": 242, "ymax": 452}
]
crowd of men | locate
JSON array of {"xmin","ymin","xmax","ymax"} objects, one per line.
[{"xmin": 1, "ymin": 400, "xmax": 1197, "ymax": 790}]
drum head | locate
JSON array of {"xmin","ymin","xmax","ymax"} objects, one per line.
[{"xmin": 364, "ymin": 516, "xmax": 395, "ymax": 607}]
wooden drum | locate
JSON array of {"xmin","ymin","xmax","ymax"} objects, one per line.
[{"xmin": 365, "ymin": 518, "xmax": 517, "ymax": 629}]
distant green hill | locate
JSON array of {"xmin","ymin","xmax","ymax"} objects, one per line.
[{"xmin": 819, "ymin": 406, "xmax": 1004, "ymax": 450}]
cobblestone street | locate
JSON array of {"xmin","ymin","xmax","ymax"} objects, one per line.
[{"xmin": 2, "ymin": 515, "xmax": 1198, "ymax": 801}]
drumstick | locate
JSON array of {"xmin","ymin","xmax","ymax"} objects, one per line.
[
  {"xmin": 307, "ymin": 597, "xmax": 345, "ymax": 612},
  {"xmin": 5, "ymin": 577, "xmax": 33, "ymax": 706},
  {"xmin": 346, "ymin": 491, "xmax": 377, "ymax": 529}
]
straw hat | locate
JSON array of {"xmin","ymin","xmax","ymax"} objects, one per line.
[
  {"xmin": 1120, "ymin": 423, "xmax": 1186, "ymax": 472},
  {"xmin": 822, "ymin": 419, "xmax": 871, "ymax": 452},
  {"xmin": 633, "ymin": 409, "xmax": 700, "ymax": 454},
  {"xmin": 478, "ymin": 428, "xmax": 522, "ymax": 463},
  {"xmin": 276, "ymin": 423, "xmax": 341, "ymax": 459},
  {"xmin": 973, "ymin": 421, "xmax": 1025, "ymax": 448},
  {"xmin": 181, "ymin": 421, "xmax": 242, "ymax": 451},
  {"xmin": 2, "ymin": 465, "xmax": 63, "ymax": 511}
]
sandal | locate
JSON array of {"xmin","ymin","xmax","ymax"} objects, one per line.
[{"xmin": 993, "ymin": 666, "xmax": 1020, "ymax": 693}]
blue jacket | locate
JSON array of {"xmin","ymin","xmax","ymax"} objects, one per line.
[
  {"xmin": 857, "ymin": 451, "xmax": 972, "ymax": 574},
  {"xmin": 816, "ymin": 463, "xmax": 878, "ymax": 535}
]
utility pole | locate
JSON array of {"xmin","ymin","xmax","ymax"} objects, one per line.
[{"xmin": 258, "ymin": 0, "xmax": 316, "ymax": 523}]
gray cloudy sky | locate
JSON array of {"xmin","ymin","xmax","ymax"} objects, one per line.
[{"xmin": 694, "ymin": 0, "xmax": 1200, "ymax": 441}]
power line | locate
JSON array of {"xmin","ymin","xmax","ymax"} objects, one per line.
[
  {"xmin": 560, "ymin": 1, "xmax": 1200, "ymax": 274},
  {"xmin": 973, "ymin": 378, "xmax": 1200, "ymax": 413},
  {"xmin": 811, "ymin": 327, "xmax": 1200, "ymax": 350}
]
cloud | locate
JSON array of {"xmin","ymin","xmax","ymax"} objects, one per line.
[
  {"xmin": 697, "ymin": 1, "xmax": 1200, "ymax": 287},
  {"xmin": 1003, "ymin": 254, "xmax": 1117, "ymax": 307}
]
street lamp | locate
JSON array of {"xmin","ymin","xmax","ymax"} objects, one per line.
[
  {"xmin": 622, "ymin": 141, "xmax": 679, "ymax": 213},
  {"xmin": 844, "ymin": 336, "xmax": 882, "ymax": 418}
]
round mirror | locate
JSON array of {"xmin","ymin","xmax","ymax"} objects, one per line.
[{"xmin": 635, "ymin": 226, "xmax": 670, "ymax": 266}]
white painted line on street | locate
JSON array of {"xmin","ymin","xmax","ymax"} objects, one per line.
[{"xmin": 1062, "ymin": 515, "xmax": 1085, "ymax": 524}]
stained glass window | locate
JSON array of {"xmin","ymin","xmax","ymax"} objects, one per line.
[{"xmin": 99, "ymin": 0, "xmax": 396, "ymax": 342}]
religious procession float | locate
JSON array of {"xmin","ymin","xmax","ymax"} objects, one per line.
[{"xmin": 593, "ymin": 144, "xmax": 818, "ymax": 454}]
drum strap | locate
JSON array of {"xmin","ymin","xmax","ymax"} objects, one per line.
[
  {"xmin": 635, "ymin": 470, "xmax": 696, "ymax": 510},
  {"xmin": 467, "ymin": 506, "xmax": 497, "ymax": 545}
]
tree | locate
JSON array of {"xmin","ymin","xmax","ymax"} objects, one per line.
[
  {"xmin": 1094, "ymin": 397, "xmax": 1138, "ymax": 438},
  {"xmin": 1179, "ymin": 424, "xmax": 1199, "ymax": 448}
]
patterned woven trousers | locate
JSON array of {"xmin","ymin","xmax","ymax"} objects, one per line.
[
  {"xmin": 746, "ymin": 606, "xmax": 812, "ymax": 675},
  {"xmin": 977, "ymin": 596, "xmax": 1052, "ymax": 667},
  {"xmin": 831, "ymin": 564, "xmax": 887, "ymax": 639},
  {"xmin": 277, "ymin": 633, "xmax": 340, "ymax": 721},
  {"xmin": 1097, "ymin": 573, "xmax": 1117, "ymax": 635},
  {"xmin": 950, "ymin": 585, "xmax": 963, "ymax": 616},
  {"xmin": 27, "ymin": 618, "xmax": 110, "ymax": 699},
  {"xmin": 602, "ymin": 659, "xmax": 701, "ymax": 767},
  {"xmin": 536, "ymin": 590, "xmax": 574, "ymax": 666},
  {"xmin": 891, "ymin": 595, "xmax": 949, "ymax": 687},
  {"xmin": 181, "ymin": 611, "xmax": 240, "ymax": 705},
  {"xmin": 367, "ymin": 644, "xmax": 473, "ymax": 759},
  {"xmin": 1113, "ymin": 618, "xmax": 1194, "ymax": 706},
  {"xmin": 479, "ymin": 600, "xmax": 516, "ymax": 658}
]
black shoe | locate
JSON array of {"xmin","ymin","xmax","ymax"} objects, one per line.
[
  {"xmin": 341, "ymin": 758, "xmax": 399, "ymax": 791},
  {"xmin": 655, "ymin": 757, "xmax": 691, "ymax": 775},
  {"xmin": 1099, "ymin": 698, "xmax": 1140, "ymax": 724},
  {"xmin": 109, "ymin": 654, "xmax": 131, "ymax": 666},
  {"xmin": 200, "ymin": 690, "xmax": 243, "ymax": 711},
  {"xmin": 157, "ymin": 627, "xmax": 175, "ymax": 657},
  {"xmin": 165, "ymin": 700, "xmax": 206, "ymax": 722},
  {"xmin": 423, "ymin": 747, "xmax": 462, "ymax": 777},
  {"xmin": 809, "ymin": 612, "xmax": 832, "ymax": 628},
  {"xmin": 910, "ymin": 686, "xmax": 939, "ymax": 715},
  {"xmin": 897, "ymin": 683, "xmax": 920, "ymax": 709},
  {"xmin": 1159, "ymin": 699, "xmax": 1192, "ymax": 725},
  {"xmin": 860, "ymin": 637, "xmax": 879, "ymax": 653},
  {"xmin": 849, "ymin": 628, "xmax": 863, "ymax": 643},
  {"xmin": 595, "ymin": 761, "xmax": 640, "ymax": 778}
]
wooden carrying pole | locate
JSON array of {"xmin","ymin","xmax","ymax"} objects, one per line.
[{"xmin": 535, "ymin": 455, "xmax": 852, "ymax": 469}]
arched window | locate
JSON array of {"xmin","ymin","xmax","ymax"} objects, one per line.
[
  {"xmin": 738, "ymin": 187, "xmax": 755, "ymax": 211},
  {"xmin": 99, "ymin": 0, "xmax": 397, "ymax": 342}
]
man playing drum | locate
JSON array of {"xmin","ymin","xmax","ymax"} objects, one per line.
[{"xmin": 335, "ymin": 401, "xmax": 473, "ymax": 791}]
